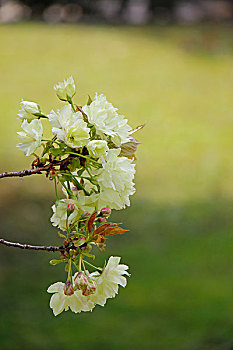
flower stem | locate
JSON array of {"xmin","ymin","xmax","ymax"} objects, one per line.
[
  {"xmin": 67, "ymin": 259, "xmax": 72, "ymax": 282},
  {"xmin": 54, "ymin": 177, "xmax": 59, "ymax": 201},
  {"xmin": 79, "ymin": 255, "xmax": 82, "ymax": 272},
  {"xmin": 68, "ymin": 99, "xmax": 76, "ymax": 112},
  {"xmin": 83, "ymin": 259, "xmax": 102, "ymax": 272},
  {"xmin": 72, "ymin": 261, "xmax": 79, "ymax": 272}
]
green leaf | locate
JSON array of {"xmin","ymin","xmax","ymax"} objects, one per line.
[
  {"xmin": 49, "ymin": 259, "xmax": 63, "ymax": 266},
  {"xmin": 87, "ymin": 95, "xmax": 92, "ymax": 105},
  {"xmin": 77, "ymin": 168, "xmax": 85, "ymax": 176},
  {"xmin": 83, "ymin": 252, "xmax": 95, "ymax": 259},
  {"xmin": 70, "ymin": 158, "xmax": 81, "ymax": 172},
  {"xmin": 49, "ymin": 147, "xmax": 61, "ymax": 157},
  {"xmin": 57, "ymin": 231, "xmax": 66, "ymax": 238}
]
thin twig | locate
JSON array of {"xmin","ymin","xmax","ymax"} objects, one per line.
[
  {"xmin": 0, "ymin": 167, "xmax": 49, "ymax": 179},
  {"xmin": 0, "ymin": 238, "xmax": 63, "ymax": 252}
]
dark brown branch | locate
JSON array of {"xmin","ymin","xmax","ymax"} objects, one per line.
[
  {"xmin": 0, "ymin": 238, "xmax": 63, "ymax": 252},
  {"xmin": 0, "ymin": 167, "xmax": 49, "ymax": 179},
  {"xmin": 0, "ymin": 155, "xmax": 75, "ymax": 180}
]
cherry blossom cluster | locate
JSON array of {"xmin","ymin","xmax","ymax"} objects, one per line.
[{"xmin": 16, "ymin": 76, "xmax": 142, "ymax": 315}]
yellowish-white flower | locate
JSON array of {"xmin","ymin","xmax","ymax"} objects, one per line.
[
  {"xmin": 90, "ymin": 256, "xmax": 130, "ymax": 306},
  {"xmin": 77, "ymin": 192, "xmax": 99, "ymax": 213},
  {"xmin": 18, "ymin": 100, "xmax": 41, "ymax": 122},
  {"xmin": 17, "ymin": 119, "xmax": 43, "ymax": 156},
  {"xmin": 96, "ymin": 149, "xmax": 135, "ymax": 210},
  {"xmin": 48, "ymin": 105, "xmax": 90, "ymax": 148},
  {"xmin": 50, "ymin": 199, "xmax": 81, "ymax": 231},
  {"xmin": 87, "ymin": 140, "xmax": 109, "ymax": 158},
  {"xmin": 47, "ymin": 282, "xmax": 95, "ymax": 316},
  {"xmin": 54, "ymin": 76, "xmax": 76, "ymax": 101},
  {"xmin": 82, "ymin": 94, "xmax": 131, "ymax": 146}
]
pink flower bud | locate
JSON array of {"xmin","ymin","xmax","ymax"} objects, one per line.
[
  {"xmin": 100, "ymin": 207, "xmax": 111, "ymax": 218},
  {"xmin": 81, "ymin": 211, "xmax": 91, "ymax": 218},
  {"xmin": 97, "ymin": 243, "xmax": 105, "ymax": 250},
  {"xmin": 67, "ymin": 203, "xmax": 75, "ymax": 213},
  {"xmin": 82, "ymin": 280, "xmax": 97, "ymax": 296},
  {"xmin": 97, "ymin": 217, "xmax": 107, "ymax": 223},
  {"xmin": 64, "ymin": 282, "xmax": 74, "ymax": 296},
  {"xmin": 74, "ymin": 271, "xmax": 88, "ymax": 291},
  {"xmin": 74, "ymin": 272, "xmax": 97, "ymax": 296}
]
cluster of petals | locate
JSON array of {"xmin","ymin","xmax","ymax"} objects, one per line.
[
  {"xmin": 53, "ymin": 76, "xmax": 76, "ymax": 101},
  {"xmin": 47, "ymin": 282, "xmax": 94, "ymax": 315},
  {"xmin": 82, "ymin": 93, "xmax": 131, "ymax": 146},
  {"xmin": 50, "ymin": 148, "xmax": 135, "ymax": 228},
  {"xmin": 50, "ymin": 199, "xmax": 81, "ymax": 231},
  {"xmin": 18, "ymin": 100, "xmax": 41, "ymax": 122},
  {"xmin": 76, "ymin": 149, "xmax": 136, "ymax": 212},
  {"xmin": 17, "ymin": 119, "xmax": 43, "ymax": 156},
  {"xmin": 96, "ymin": 149, "xmax": 136, "ymax": 210},
  {"xmin": 47, "ymin": 256, "xmax": 130, "ymax": 316},
  {"xmin": 48, "ymin": 105, "xmax": 90, "ymax": 148}
]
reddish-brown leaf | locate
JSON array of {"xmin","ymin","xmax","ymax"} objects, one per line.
[
  {"xmin": 104, "ymin": 226, "xmax": 128, "ymax": 236},
  {"xmin": 93, "ymin": 223, "xmax": 114, "ymax": 237},
  {"xmin": 93, "ymin": 235, "xmax": 106, "ymax": 243},
  {"xmin": 87, "ymin": 210, "xmax": 96, "ymax": 233}
]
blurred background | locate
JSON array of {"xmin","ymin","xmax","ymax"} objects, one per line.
[{"xmin": 0, "ymin": 1, "xmax": 233, "ymax": 349}]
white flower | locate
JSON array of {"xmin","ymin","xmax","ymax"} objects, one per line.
[
  {"xmin": 18, "ymin": 100, "xmax": 41, "ymax": 122},
  {"xmin": 48, "ymin": 105, "xmax": 90, "ymax": 148},
  {"xmin": 47, "ymin": 282, "xmax": 94, "ymax": 316},
  {"xmin": 90, "ymin": 256, "xmax": 130, "ymax": 306},
  {"xmin": 47, "ymin": 257, "xmax": 129, "ymax": 315},
  {"xmin": 54, "ymin": 76, "xmax": 76, "ymax": 101},
  {"xmin": 50, "ymin": 199, "xmax": 81, "ymax": 231},
  {"xmin": 96, "ymin": 149, "xmax": 135, "ymax": 210},
  {"xmin": 77, "ymin": 192, "xmax": 99, "ymax": 213},
  {"xmin": 82, "ymin": 94, "xmax": 131, "ymax": 146},
  {"xmin": 87, "ymin": 140, "xmax": 109, "ymax": 158},
  {"xmin": 17, "ymin": 119, "xmax": 43, "ymax": 156}
]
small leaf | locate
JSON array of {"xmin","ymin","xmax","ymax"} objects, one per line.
[
  {"xmin": 87, "ymin": 95, "xmax": 92, "ymax": 105},
  {"xmin": 120, "ymin": 136, "xmax": 141, "ymax": 157},
  {"xmin": 83, "ymin": 252, "xmax": 95, "ymax": 259},
  {"xmin": 49, "ymin": 147, "xmax": 61, "ymax": 157},
  {"xmin": 70, "ymin": 158, "xmax": 80, "ymax": 172},
  {"xmin": 87, "ymin": 210, "xmax": 97, "ymax": 233},
  {"xmin": 104, "ymin": 226, "xmax": 128, "ymax": 236},
  {"xmin": 49, "ymin": 259, "xmax": 63, "ymax": 266},
  {"xmin": 93, "ymin": 235, "xmax": 106, "ymax": 243},
  {"xmin": 77, "ymin": 168, "xmax": 85, "ymax": 176},
  {"xmin": 57, "ymin": 231, "xmax": 66, "ymax": 238},
  {"xmin": 92, "ymin": 223, "xmax": 114, "ymax": 237},
  {"xmin": 129, "ymin": 123, "xmax": 146, "ymax": 135}
]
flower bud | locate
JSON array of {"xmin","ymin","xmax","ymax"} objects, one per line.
[
  {"xmin": 21, "ymin": 100, "xmax": 40, "ymax": 114},
  {"xmin": 74, "ymin": 271, "xmax": 88, "ymax": 291},
  {"xmin": 67, "ymin": 203, "xmax": 75, "ymax": 214},
  {"xmin": 18, "ymin": 100, "xmax": 41, "ymax": 122},
  {"xmin": 54, "ymin": 76, "xmax": 76, "ymax": 101},
  {"xmin": 80, "ymin": 243, "xmax": 92, "ymax": 254},
  {"xmin": 100, "ymin": 207, "xmax": 111, "ymax": 218},
  {"xmin": 87, "ymin": 140, "xmax": 109, "ymax": 158},
  {"xmin": 120, "ymin": 136, "xmax": 140, "ymax": 157},
  {"xmin": 97, "ymin": 217, "xmax": 107, "ymax": 223},
  {"xmin": 64, "ymin": 282, "xmax": 74, "ymax": 296},
  {"xmin": 97, "ymin": 243, "xmax": 105, "ymax": 251},
  {"xmin": 82, "ymin": 280, "xmax": 97, "ymax": 296},
  {"xmin": 80, "ymin": 211, "xmax": 91, "ymax": 219}
]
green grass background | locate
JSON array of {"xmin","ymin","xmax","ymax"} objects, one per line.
[{"xmin": 0, "ymin": 23, "xmax": 232, "ymax": 350}]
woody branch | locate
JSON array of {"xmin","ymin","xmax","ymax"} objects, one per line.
[
  {"xmin": 0, "ymin": 238, "xmax": 62, "ymax": 252},
  {"xmin": 0, "ymin": 167, "xmax": 48, "ymax": 179}
]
